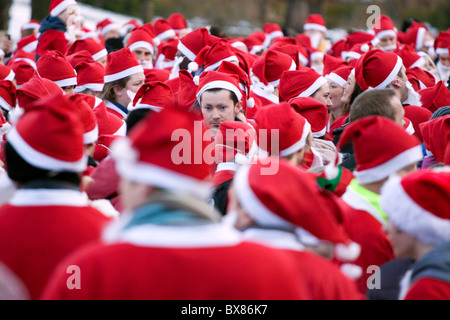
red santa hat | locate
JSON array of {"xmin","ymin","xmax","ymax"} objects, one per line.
[
  {"xmin": 394, "ymin": 45, "xmax": 425, "ymax": 69},
  {"xmin": 326, "ymin": 66, "xmax": 353, "ymax": 88},
  {"xmin": 372, "ymin": 14, "xmax": 397, "ymax": 40},
  {"xmin": 214, "ymin": 120, "xmax": 257, "ymax": 164},
  {"xmin": 335, "ymin": 116, "xmax": 422, "ymax": 184},
  {"xmin": 154, "ymin": 38, "xmax": 179, "ymax": 70},
  {"xmin": 177, "ymin": 27, "xmax": 220, "ymax": 62},
  {"xmin": 341, "ymin": 41, "xmax": 373, "ymax": 61},
  {"xmin": 406, "ymin": 67, "xmax": 437, "ymax": 92},
  {"xmin": 68, "ymin": 93, "xmax": 99, "ymax": 144},
  {"xmin": 144, "ymin": 68, "xmax": 170, "ymax": 83},
  {"xmin": 6, "ymin": 93, "xmax": 87, "ymax": 172},
  {"xmin": 9, "ymin": 60, "xmax": 35, "ymax": 88},
  {"xmin": 303, "ymin": 14, "xmax": 327, "ymax": 33},
  {"xmin": 175, "ymin": 70, "xmax": 199, "ymax": 113},
  {"xmin": 131, "ymin": 81, "xmax": 174, "ymax": 112},
  {"xmin": 0, "ymin": 64, "xmax": 15, "ymax": 82},
  {"xmin": 16, "ymin": 76, "xmax": 63, "ymax": 109},
  {"xmin": 189, "ymin": 40, "xmax": 239, "ymax": 73},
  {"xmin": 0, "ymin": 80, "xmax": 16, "ymax": 112},
  {"xmin": 93, "ymin": 100, "xmax": 127, "ymax": 137},
  {"xmin": 96, "ymin": 18, "xmax": 119, "ymax": 37},
  {"xmin": 419, "ymin": 115, "xmax": 450, "ymax": 163},
  {"xmin": 126, "ymin": 26, "xmax": 155, "ymax": 55},
  {"xmin": 167, "ymin": 13, "xmax": 192, "ymax": 36},
  {"xmin": 36, "ymin": 50, "xmax": 77, "ymax": 88},
  {"xmin": 251, "ymin": 49, "xmax": 296, "ymax": 88},
  {"xmin": 354, "ymin": 49, "xmax": 403, "ymax": 91},
  {"xmin": 111, "ymin": 107, "xmax": 213, "ymax": 199},
  {"xmin": 403, "ymin": 105, "xmax": 433, "ymax": 142},
  {"xmin": 65, "ymin": 50, "xmax": 95, "ymax": 68},
  {"xmin": 122, "ymin": 19, "xmax": 141, "ymax": 34},
  {"xmin": 16, "ymin": 34, "xmax": 38, "ymax": 53},
  {"xmin": 322, "ymin": 54, "xmax": 348, "ymax": 76},
  {"xmin": 243, "ymin": 31, "xmax": 267, "ymax": 55},
  {"xmin": 269, "ymin": 43, "xmax": 306, "ymax": 69},
  {"xmin": 278, "ymin": 68, "xmax": 328, "ymax": 102},
  {"xmin": 74, "ymin": 61, "xmax": 105, "ymax": 93},
  {"xmin": 434, "ymin": 30, "xmax": 450, "ymax": 56},
  {"xmin": 153, "ymin": 18, "xmax": 176, "ymax": 42},
  {"xmin": 196, "ymin": 70, "xmax": 243, "ymax": 104},
  {"xmin": 263, "ymin": 22, "xmax": 284, "ymax": 41},
  {"xmin": 49, "ymin": 0, "xmax": 77, "ymax": 17},
  {"xmin": 289, "ymin": 97, "xmax": 328, "ymax": 138},
  {"xmin": 380, "ymin": 168, "xmax": 450, "ymax": 245},
  {"xmin": 66, "ymin": 38, "xmax": 108, "ymax": 63},
  {"xmin": 254, "ymin": 102, "xmax": 311, "ymax": 157},
  {"xmin": 104, "ymin": 48, "xmax": 144, "ymax": 83},
  {"xmin": 419, "ymin": 80, "xmax": 450, "ymax": 113},
  {"xmin": 21, "ymin": 20, "xmax": 40, "ymax": 32},
  {"xmin": 398, "ymin": 22, "xmax": 429, "ymax": 51},
  {"xmin": 217, "ymin": 60, "xmax": 254, "ymax": 113},
  {"xmin": 234, "ymin": 157, "xmax": 361, "ymax": 261}
]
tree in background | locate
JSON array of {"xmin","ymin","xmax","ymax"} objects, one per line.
[
  {"xmin": 0, "ymin": 0, "xmax": 12, "ymax": 31},
  {"xmin": 31, "ymin": 0, "xmax": 52, "ymax": 21}
]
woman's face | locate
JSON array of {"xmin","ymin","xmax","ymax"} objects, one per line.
[
  {"xmin": 341, "ymin": 73, "xmax": 355, "ymax": 105},
  {"xmin": 123, "ymin": 72, "xmax": 145, "ymax": 105},
  {"xmin": 328, "ymin": 79, "xmax": 344, "ymax": 114}
]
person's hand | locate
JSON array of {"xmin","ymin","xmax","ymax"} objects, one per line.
[
  {"xmin": 1, "ymin": 35, "xmax": 12, "ymax": 56},
  {"xmin": 312, "ymin": 138, "xmax": 336, "ymax": 165}
]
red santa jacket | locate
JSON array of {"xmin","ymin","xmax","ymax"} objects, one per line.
[
  {"xmin": 0, "ymin": 188, "xmax": 112, "ymax": 300},
  {"xmin": 41, "ymin": 200, "xmax": 323, "ymax": 300}
]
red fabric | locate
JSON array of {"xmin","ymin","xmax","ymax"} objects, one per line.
[
  {"xmin": 40, "ymin": 240, "xmax": 362, "ymax": 300},
  {"xmin": 0, "ymin": 203, "xmax": 110, "ymax": 299},
  {"xmin": 334, "ymin": 205, "xmax": 394, "ymax": 295},
  {"xmin": 404, "ymin": 277, "xmax": 450, "ymax": 300},
  {"xmin": 36, "ymin": 29, "xmax": 68, "ymax": 57}
]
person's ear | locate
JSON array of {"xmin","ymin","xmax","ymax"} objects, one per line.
[
  {"xmin": 234, "ymin": 101, "xmax": 242, "ymax": 115},
  {"xmin": 113, "ymin": 85, "xmax": 125, "ymax": 97}
]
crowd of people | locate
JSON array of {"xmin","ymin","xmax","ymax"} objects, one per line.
[{"xmin": 0, "ymin": 0, "xmax": 448, "ymax": 300}]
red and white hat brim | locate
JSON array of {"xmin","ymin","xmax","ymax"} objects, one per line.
[
  {"xmin": 50, "ymin": 0, "xmax": 77, "ymax": 17},
  {"xmin": 197, "ymin": 80, "xmax": 243, "ymax": 103},
  {"xmin": 7, "ymin": 126, "xmax": 87, "ymax": 172},
  {"xmin": 104, "ymin": 65, "xmax": 144, "ymax": 83},
  {"xmin": 370, "ymin": 55, "xmax": 403, "ymax": 89},
  {"xmin": 279, "ymin": 120, "xmax": 311, "ymax": 157},
  {"xmin": 303, "ymin": 23, "xmax": 327, "ymax": 33},
  {"xmin": 380, "ymin": 174, "xmax": 450, "ymax": 245},
  {"xmin": 92, "ymin": 49, "xmax": 108, "ymax": 61},
  {"xmin": 83, "ymin": 125, "xmax": 99, "ymax": 145},
  {"xmin": 296, "ymin": 76, "xmax": 327, "ymax": 98},
  {"xmin": 128, "ymin": 42, "xmax": 154, "ymax": 55},
  {"xmin": 354, "ymin": 145, "xmax": 423, "ymax": 184}
]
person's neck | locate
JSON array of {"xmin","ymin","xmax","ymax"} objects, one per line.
[
  {"xmin": 413, "ymin": 242, "xmax": 436, "ymax": 261},
  {"xmin": 360, "ymin": 179, "xmax": 387, "ymax": 195}
]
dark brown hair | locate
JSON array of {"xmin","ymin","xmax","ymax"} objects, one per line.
[
  {"xmin": 101, "ymin": 76, "xmax": 130, "ymax": 101},
  {"xmin": 349, "ymin": 88, "xmax": 397, "ymax": 122}
]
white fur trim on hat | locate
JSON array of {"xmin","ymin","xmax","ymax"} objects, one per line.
[
  {"xmin": 111, "ymin": 137, "xmax": 213, "ymax": 200},
  {"xmin": 177, "ymin": 41, "xmax": 196, "ymax": 62},
  {"xmin": 22, "ymin": 41, "xmax": 38, "ymax": 53},
  {"xmin": 312, "ymin": 125, "xmax": 327, "ymax": 138},
  {"xmin": 380, "ymin": 174, "xmax": 450, "ymax": 246},
  {"xmin": 436, "ymin": 48, "xmax": 449, "ymax": 55},
  {"xmin": 74, "ymin": 83, "xmax": 104, "ymax": 93},
  {"xmin": 92, "ymin": 48, "xmax": 108, "ymax": 61},
  {"xmin": 376, "ymin": 29, "xmax": 397, "ymax": 40},
  {"xmin": 104, "ymin": 65, "xmax": 144, "ymax": 83},
  {"xmin": 326, "ymin": 72, "xmax": 347, "ymax": 87},
  {"xmin": 156, "ymin": 29, "xmax": 176, "ymax": 41},
  {"xmin": 341, "ymin": 51, "xmax": 361, "ymax": 61},
  {"xmin": 4, "ymin": 70, "xmax": 15, "ymax": 82},
  {"xmin": 303, "ymin": 23, "xmax": 327, "ymax": 33},
  {"xmin": 53, "ymin": 76, "xmax": 78, "ymax": 88},
  {"xmin": 197, "ymin": 80, "xmax": 243, "ymax": 103},
  {"xmin": 128, "ymin": 42, "xmax": 154, "ymax": 55},
  {"xmin": 83, "ymin": 125, "xmax": 99, "ymax": 145},
  {"xmin": 296, "ymin": 76, "xmax": 328, "ymax": 98},
  {"xmin": 100, "ymin": 23, "xmax": 119, "ymax": 37},
  {"xmin": 6, "ymin": 126, "xmax": 87, "ymax": 172},
  {"xmin": 50, "ymin": 0, "xmax": 77, "ymax": 17},
  {"xmin": 0, "ymin": 96, "xmax": 13, "ymax": 111},
  {"xmin": 354, "ymin": 145, "xmax": 422, "ymax": 185},
  {"xmin": 279, "ymin": 120, "xmax": 311, "ymax": 157},
  {"xmin": 415, "ymin": 27, "xmax": 426, "ymax": 51}
]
